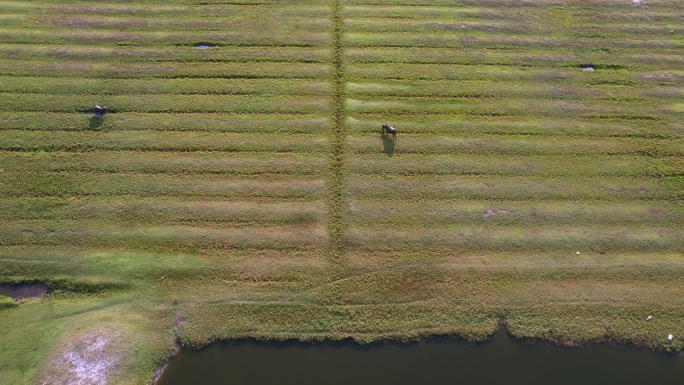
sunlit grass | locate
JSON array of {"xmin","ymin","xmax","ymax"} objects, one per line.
[{"xmin": 0, "ymin": 0, "xmax": 682, "ymax": 383}]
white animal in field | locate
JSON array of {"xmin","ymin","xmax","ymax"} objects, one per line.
[
  {"xmin": 381, "ymin": 123, "xmax": 397, "ymax": 140},
  {"xmin": 93, "ymin": 105, "xmax": 110, "ymax": 117}
]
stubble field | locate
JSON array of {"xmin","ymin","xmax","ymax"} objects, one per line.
[{"xmin": 0, "ymin": 0, "xmax": 682, "ymax": 383}]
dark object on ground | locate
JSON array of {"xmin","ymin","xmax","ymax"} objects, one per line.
[
  {"xmin": 382, "ymin": 123, "xmax": 397, "ymax": 140},
  {"xmin": 93, "ymin": 105, "xmax": 110, "ymax": 117}
]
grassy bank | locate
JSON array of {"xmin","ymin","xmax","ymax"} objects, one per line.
[{"xmin": 0, "ymin": 0, "xmax": 682, "ymax": 384}]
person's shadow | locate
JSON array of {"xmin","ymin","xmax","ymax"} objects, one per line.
[
  {"xmin": 381, "ymin": 134, "xmax": 395, "ymax": 157},
  {"xmin": 88, "ymin": 116, "xmax": 104, "ymax": 129}
]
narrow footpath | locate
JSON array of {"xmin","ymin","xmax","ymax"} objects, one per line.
[{"xmin": 328, "ymin": 0, "xmax": 346, "ymax": 261}]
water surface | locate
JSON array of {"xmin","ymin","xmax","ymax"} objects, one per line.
[
  {"xmin": 158, "ymin": 331, "xmax": 683, "ymax": 385},
  {"xmin": 0, "ymin": 283, "xmax": 50, "ymax": 299}
]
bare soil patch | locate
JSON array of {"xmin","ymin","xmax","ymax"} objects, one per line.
[{"xmin": 39, "ymin": 327, "xmax": 125, "ymax": 385}]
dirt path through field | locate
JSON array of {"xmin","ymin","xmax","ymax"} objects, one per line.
[{"xmin": 329, "ymin": 0, "xmax": 347, "ymax": 260}]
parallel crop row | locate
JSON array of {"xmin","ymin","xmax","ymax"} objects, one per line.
[
  {"xmin": 0, "ymin": 0, "xmax": 335, "ymax": 257},
  {"xmin": 341, "ymin": 0, "xmax": 683, "ymax": 257}
]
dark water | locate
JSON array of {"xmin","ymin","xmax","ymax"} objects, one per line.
[
  {"xmin": 0, "ymin": 283, "xmax": 51, "ymax": 299},
  {"xmin": 157, "ymin": 332, "xmax": 683, "ymax": 385}
]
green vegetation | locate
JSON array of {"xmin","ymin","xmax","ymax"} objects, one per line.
[{"xmin": 0, "ymin": 0, "xmax": 682, "ymax": 383}]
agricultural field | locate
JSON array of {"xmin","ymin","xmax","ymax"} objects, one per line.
[{"xmin": 0, "ymin": 0, "xmax": 682, "ymax": 383}]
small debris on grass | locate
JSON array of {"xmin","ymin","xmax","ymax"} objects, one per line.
[
  {"xmin": 581, "ymin": 66, "xmax": 595, "ymax": 71},
  {"xmin": 483, "ymin": 208, "xmax": 513, "ymax": 218},
  {"xmin": 646, "ymin": 315, "xmax": 653, "ymax": 321},
  {"xmin": 667, "ymin": 334, "xmax": 674, "ymax": 342},
  {"xmin": 576, "ymin": 251, "xmax": 580, "ymax": 255}
]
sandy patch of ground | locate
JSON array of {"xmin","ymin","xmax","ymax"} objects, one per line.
[{"xmin": 39, "ymin": 327, "xmax": 125, "ymax": 385}]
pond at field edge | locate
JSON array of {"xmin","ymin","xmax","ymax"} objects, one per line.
[
  {"xmin": 0, "ymin": 283, "xmax": 51, "ymax": 299},
  {"xmin": 157, "ymin": 331, "xmax": 683, "ymax": 385}
]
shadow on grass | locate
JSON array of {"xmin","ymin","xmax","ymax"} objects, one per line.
[
  {"xmin": 381, "ymin": 134, "xmax": 395, "ymax": 157},
  {"xmin": 88, "ymin": 116, "xmax": 104, "ymax": 129}
]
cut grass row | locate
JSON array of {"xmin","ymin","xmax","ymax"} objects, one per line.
[
  {"xmin": 344, "ymin": 0, "xmax": 684, "ymax": 8},
  {"xmin": 23, "ymin": 14, "xmax": 331, "ymax": 33},
  {"xmin": 342, "ymin": 32, "xmax": 683, "ymax": 50},
  {"xmin": 0, "ymin": 113, "xmax": 331, "ymax": 133},
  {"xmin": 343, "ymin": 18, "xmax": 684, "ymax": 36},
  {"xmin": 0, "ymin": 60, "xmax": 331, "ymax": 79},
  {"xmin": 5, "ymin": 219, "xmax": 678, "ymax": 254},
  {"xmin": 0, "ymin": 30, "xmax": 331, "ymax": 47},
  {"xmin": 7, "ymin": 77, "xmax": 680, "ymax": 103},
  {"xmin": 3, "ymin": 197, "xmax": 680, "ymax": 227},
  {"xmin": 344, "ymin": 63, "xmax": 684, "ymax": 84},
  {"xmin": 2, "ymin": 151, "xmax": 677, "ymax": 177},
  {"xmin": 1, "ymin": 172, "xmax": 678, "ymax": 201},
  {"xmin": 0, "ymin": 245, "xmax": 327, "ymax": 284},
  {"xmin": 346, "ymin": 135, "xmax": 681, "ymax": 156},
  {"xmin": 0, "ymin": 152, "xmax": 327, "ymax": 175},
  {"xmin": 344, "ymin": 10, "xmax": 681, "ymax": 23},
  {"xmin": 345, "ymin": 47, "xmax": 684, "ymax": 69},
  {"xmin": 344, "ymin": 116, "xmax": 682, "ymax": 138},
  {"xmin": 346, "ymin": 154, "xmax": 680, "ymax": 177},
  {"xmin": 0, "ymin": 94, "xmax": 329, "ymax": 114},
  {"xmin": 3, "ymin": 1, "xmax": 331, "ymax": 15},
  {"xmin": 0, "ymin": 173, "xmax": 327, "ymax": 199},
  {"xmin": 4, "ymin": 112, "xmax": 680, "ymax": 138},
  {"xmin": 0, "ymin": 77, "xmax": 331, "ymax": 96},
  {"xmin": 343, "ymin": 224, "xmax": 682, "ymax": 252},
  {"xmin": 344, "ymin": 174, "xmax": 678, "ymax": 201},
  {"xmin": 0, "ymin": 198, "xmax": 327, "ymax": 225},
  {"xmin": 1, "ymin": 131, "xmax": 329, "ymax": 152},
  {"xmin": 344, "ymin": 81, "xmax": 683, "ymax": 101},
  {"xmin": 0, "ymin": 44, "xmax": 332, "ymax": 63},
  {"xmin": 4, "ymin": 26, "xmax": 680, "ymax": 50},
  {"xmin": 347, "ymin": 199, "xmax": 684, "ymax": 226},
  {"xmin": 344, "ymin": 97, "xmax": 677, "ymax": 119},
  {"xmin": 2, "ymin": 43, "xmax": 680, "ymax": 69},
  {"xmin": 0, "ymin": 220, "xmax": 328, "ymax": 250}
]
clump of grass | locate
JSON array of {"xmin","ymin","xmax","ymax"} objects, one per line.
[{"xmin": 0, "ymin": 295, "xmax": 16, "ymax": 309}]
